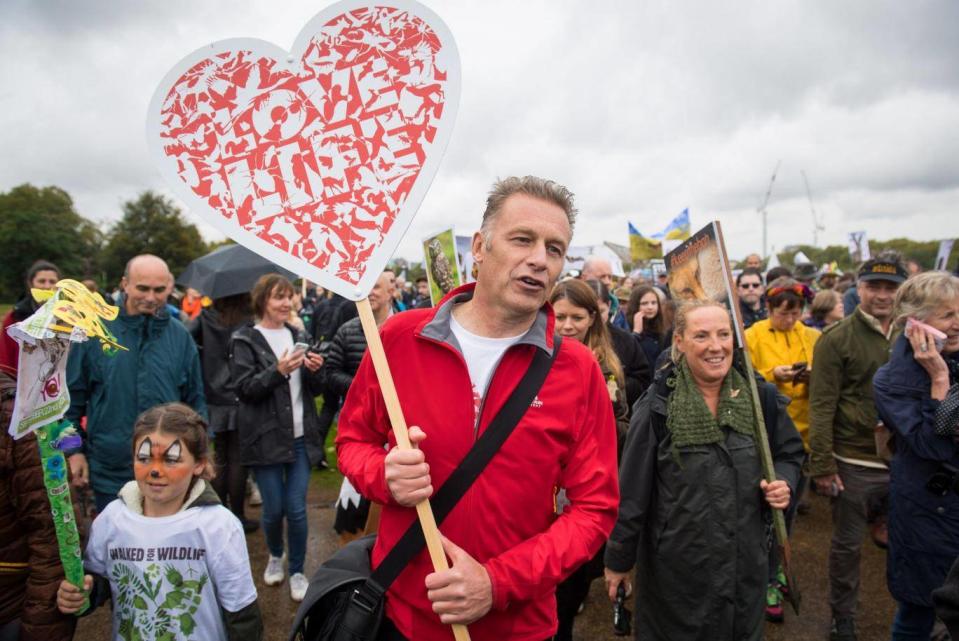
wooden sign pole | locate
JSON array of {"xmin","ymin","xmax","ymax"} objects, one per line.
[
  {"xmin": 714, "ymin": 222, "xmax": 801, "ymax": 614},
  {"xmin": 355, "ymin": 298, "xmax": 471, "ymax": 641}
]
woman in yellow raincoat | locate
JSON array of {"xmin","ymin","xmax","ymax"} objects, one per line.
[{"xmin": 745, "ymin": 277, "xmax": 820, "ymax": 445}]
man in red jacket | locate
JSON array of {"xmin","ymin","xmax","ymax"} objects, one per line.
[{"xmin": 336, "ymin": 176, "xmax": 620, "ymax": 641}]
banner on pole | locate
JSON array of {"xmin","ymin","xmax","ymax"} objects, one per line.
[
  {"xmin": 455, "ymin": 234, "xmax": 476, "ymax": 284},
  {"xmin": 664, "ymin": 221, "xmax": 743, "ymax": 345},
  {"xmin": 629, "ymin": 223, "xmax": 663, "ymax": 261},
  {"xmin": 653, "ymin": 208, "xmax": 692, "ymax": 255},
  {"xmin": 422, "ymin": 227, "xmax": 462, "ymax": 305},
  {"xmin": 935, "ymin": 239, "xmax": 955, "ymax": 271},
  {"xmin": 848, "ymin": 231, "xmax": 871, "ymax": 264}
]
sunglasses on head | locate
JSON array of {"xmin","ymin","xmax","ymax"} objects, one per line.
[{"xmin": 766, "ymin": 283, "xmax": 814, "ymax": 303}]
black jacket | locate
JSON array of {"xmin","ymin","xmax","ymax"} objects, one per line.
[
  {"xmin": 634, "ymin": 328, "xmax": 666, "ymax": 372},
  {"xmin": 739, "ymin": 299, "xmax": 767, "ymax": 330},
  {"xmin": 189, "ymin": 308, "xmax": 244, "ymax": 408},
  {"xmin": 229, "ymin": 324, "xmax": 325, "ymax": 467},
  {"xmin": 320, "ymin": 317, "xmax": 368, "ymax": 398},
  {"xmin": 609, "ymin": 325, "xmax": 652, "ymax": 411},
  {"xmin": 605, "ymin": 360, "xmax": 804, "ymax": 641},
  {"xmin": 312, "ymin": 294, "xmax": 356, "ymax": 345}
]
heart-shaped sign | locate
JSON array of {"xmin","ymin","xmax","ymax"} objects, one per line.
[{"xmin": 147, "ymin": 0, "xmax": 460, "ymax": 300}]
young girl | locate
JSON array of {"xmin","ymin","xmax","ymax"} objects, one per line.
[
  {"xmin": 626, "ymin": 285, "xmax": 672, "ymax": 367},
  {"xmin": 57, "ymin": 403, "xmax": 262, "ymax": 641}
]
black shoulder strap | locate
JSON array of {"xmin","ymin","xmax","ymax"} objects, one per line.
[{"xmin": 368, "ymin": 337, "xmax": 562, "ymax": 590}]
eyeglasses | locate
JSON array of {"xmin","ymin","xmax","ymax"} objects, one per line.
[{"xmin": 739, "ymin": 283, "xmax": 763, "ymax": 289}]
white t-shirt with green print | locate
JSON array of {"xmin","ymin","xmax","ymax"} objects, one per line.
[{"xmin": 85, "ymin": 495, "xmax": 257, "ymax": 641}]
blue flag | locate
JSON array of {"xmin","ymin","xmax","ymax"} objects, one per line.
[{"xmin": 652, "ymin": 208, "xmax": 691, "ymax": 241}]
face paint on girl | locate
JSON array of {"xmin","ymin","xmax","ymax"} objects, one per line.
[{"xmin": 133, "ymin": 433, "xmax": 204, "ymax": 517}]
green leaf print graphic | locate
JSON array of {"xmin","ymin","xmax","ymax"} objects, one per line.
[
  {"xmin": 109, "ymin": 561, "xmax": 208, "ymax": 640},
  {"xmin": 161, "ymin": 590, "xmax": 185, "ymax": 609},
  {"xmin": 164, "ymin": 565, "xmax": 183, "ymax": 587},
  {"xmin": 178, "ymin": 613, "xmax": 197, "ymax": 636},
  {"xmin": 118, "ymin": 617, "xmax": 133, "ymax": 641}
]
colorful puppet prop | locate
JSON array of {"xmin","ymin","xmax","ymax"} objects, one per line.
[
  {"xmin": 665, "ymin": 222, "xmax": 802, "ymax": 614},
  {"xmin": 5, "ymin": 280, "xmax": 125, "ymax": 615},
  {"xmin": 6, "ymin": 279, "xmax": 124, "ymax": 439},
  {"xmin": 36, "ymin": 420, "xmax": 88, "ymax": 614},
  {"xmin": 147, "ymin": 0, "xmax": 460, "ymax": 302}
]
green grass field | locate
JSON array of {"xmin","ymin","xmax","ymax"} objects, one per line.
[
  {"xmin": 311, "ymin": 399, "xmax": 343, "ymax": 492},
  {"xmin": 0, "ymin": 303, "xmax": 11, "ymax": 317}
]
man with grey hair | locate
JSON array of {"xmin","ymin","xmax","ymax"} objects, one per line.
[
  {"xmin": 337, "ymin": 175, "xmax": 618, "ymax": 640},
  {"xmin": 581, "ymin": 256, "xmax": 613, "ymax": 289},
  {"xmin": 65, "ymin": 254, "xmax": 206, "ymax": 512},
  {"xmin": 744, "ymin": 253, "xmax": 763, "ymax": 270},
  {"xmin": 581, "ymin": 255, "xmax": 628, "ymax": 330}
]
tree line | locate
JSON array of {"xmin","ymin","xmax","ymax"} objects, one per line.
[
  {"xmin": 0, "ymin": 184, "xmax": 208, "ymax": 301},
  {"xmin": 2, "ymin": 182, "xmax": 948, "ymax": 302},
  {"xmin": 0, "ymin": 183, "xmax": 428, "ymax": 302},
  {"xmin": 768, "ymin": 239, "xmax": 948, "ymax": 273}
]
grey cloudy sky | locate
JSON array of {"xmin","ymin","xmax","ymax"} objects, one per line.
[{"xmin": 2, "ymin": 0, "xmax": 957, "ymax": 265}]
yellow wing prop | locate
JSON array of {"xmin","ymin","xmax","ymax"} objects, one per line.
[{"xmin": 30, "ymin": 279, "xmax": 126, "ymax": 352}]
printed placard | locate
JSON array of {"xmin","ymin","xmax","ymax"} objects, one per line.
[
  {"xmin": 421, "ymin": 227, "xmax": 462, "ymax": 304},
  {"xmin": 664, "ymin": 221, "xmax": 743, "ymax": 345}
]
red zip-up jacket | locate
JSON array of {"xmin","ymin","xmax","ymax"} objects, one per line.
[{"xmin": 336, "ymin": 284, "xmax": 619, "ymax": 641}]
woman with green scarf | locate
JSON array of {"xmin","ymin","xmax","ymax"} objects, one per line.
[{"xmin": 603, "ymin": 300, "xmax": 804, "ymax": 640}]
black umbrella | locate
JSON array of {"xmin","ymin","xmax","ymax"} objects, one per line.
[{"xmin": 177, "ymin": 244, "xmax": 298, "ymax": 299}]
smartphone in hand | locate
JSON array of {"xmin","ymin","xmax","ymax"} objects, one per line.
[
  {"xmin": 791, "ymin": 361, "xmax": 809, "ymax": 384},
  {"xmin": 291, "ymin": 341, "xmax": 310, "ymax": 357},
  {"xmin": 906, "ymin": 317, "xmax": 946, "ymax": 352}
]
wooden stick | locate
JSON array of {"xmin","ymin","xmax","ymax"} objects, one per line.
[
  {"xmin": 355, "ymin": 298, "xmax": 471, "ymax": 641},
  {"xmin": 714, "ymin": 222, "xmax": 801, "ymax": 614}
]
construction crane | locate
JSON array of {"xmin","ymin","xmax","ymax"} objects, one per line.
[
  {"xmin": 801, "ymin": 170, "xmax": 825, "ymax": 247},
  {"xmin": 757, "ymin": 160, "xmax": 781, "ymax": 258}
]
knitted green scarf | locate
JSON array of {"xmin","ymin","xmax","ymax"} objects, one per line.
[{"xmin": 665, "ymin": 359, "xmax": 756, "ymax": 450}]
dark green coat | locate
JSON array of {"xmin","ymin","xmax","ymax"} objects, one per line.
[
  {"xmin": 807, "ymin": 308, "xmax": 893, "ymax": 477},
  {"xmin": 66, "ymin": 305, "xmax": 206, "ymax": 496},
  {"xmin": 605, "ymin": 364, "xmax": 804, "ymax": 641}
]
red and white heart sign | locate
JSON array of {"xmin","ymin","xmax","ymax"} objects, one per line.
[{"xmin": 147, "ymin": 1, "xmax": 460, "ymax": 300}]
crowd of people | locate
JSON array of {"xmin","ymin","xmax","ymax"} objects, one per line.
[{"xmin": 1, "ymin": 175, "xmax": 958, "ymax": 641}]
